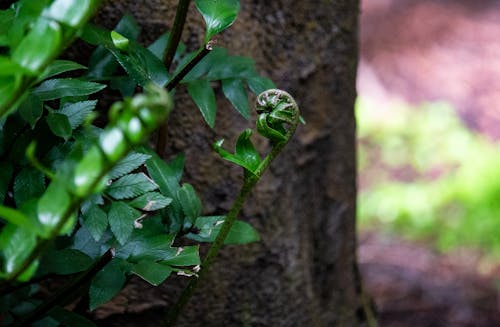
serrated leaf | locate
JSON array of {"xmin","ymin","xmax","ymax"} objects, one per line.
[
  {"xmin": 81, "ymin": 205, "xmax": 108, "ymax": 241},
  {"xmin": 129, "ymin": 192, "xmax": 172, "ymax": 211},
  {"xmin": 43, "ymin": 249, "xmax": 93, "ymax": 275},
  {"xmin": 195, "ymin": 0, "xmax": 240, "ymax": 42},
  {"xmin": 59, "ymin": 100, "xmax": 97, "ymax": 129},
  {"xmin": 131, "ymin": 260, "xmax": 172, "ymax": 286},
  {"xmin": 108, "ymin": 152, "xmax": 151, "ymax": 180},
  {"xmin": 222, "ymin": 78, "xmax": 249, "ymax": 119},
  {"xmin": 18, "ymin": 94, "xmax": 43, "ymax": 128},
  {"xmin": 177, "ymin": 184, "xmax": 202, "ymax": 225},
  {"xmin": 187, "ymin": 216, "xmax": 260, "ymax": 244},
  {"xmin": 89, "ymin": 258, "xmax": 130, "ymax": 310},
  {"xmin": 33, "ymin": 79, "xmax": 106, "ymax": 101},
  {"xmin": 187, "ymin": 79, "xmax": 216, "ymax": 127},
  {"xmin": 108, "ymin": 201, "xmax": 141, "ymax": 245},
  {"xmin": 46, "ymin": 112, "xmax": 72, "ymax": 140},
  {"xmin": 14, "ymin": 167, "xmax": 45, "ymax": 207},
  {"xmin": 246, "ymin": 76, "xmax": 276, "ymax": 95},
  {"xmin": 106, "ymin": 173, "xmax": 158, "ymax": 200}
]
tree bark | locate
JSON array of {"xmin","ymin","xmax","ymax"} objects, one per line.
[{"xmin": 94, "ymin": 1, "xmax": 362, "ymax": 326}]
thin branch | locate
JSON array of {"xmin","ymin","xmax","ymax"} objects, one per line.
[
  {"xmin": 163, "ymin": 0, "xmax": 191, "ymax": 70},
  {"xmin": 156, "ymin": 43, "xmax": 212, "ymax": 153}
]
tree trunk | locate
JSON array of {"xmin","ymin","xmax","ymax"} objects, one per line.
[{"xmin": 95, "ymin": 1, "xmax": 362, "ymax": 326}]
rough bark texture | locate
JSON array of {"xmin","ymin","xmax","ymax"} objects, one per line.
[{"xmin": 93, "ymin": 1, "xmax": 361, "ymax": 326}]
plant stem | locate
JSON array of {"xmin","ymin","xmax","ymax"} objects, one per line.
[
  {"xmin": 12, "ymin": 249, "xmax": 114, "ymax": 327},
  {"xmin": 163, "ymin": 0, "xmax": 191, "ymax": 71},
  {"xmin": 165, "ymin": 125, "xmax": 298, "ymax": 326},
  {"xmin": 156, "ymin": 43, "xmax": 212, "ymax": 153}
]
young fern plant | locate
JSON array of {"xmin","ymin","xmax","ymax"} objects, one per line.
[{"xmin": 166, "ymin": 89, "xmax": 300, "ymax": 325}]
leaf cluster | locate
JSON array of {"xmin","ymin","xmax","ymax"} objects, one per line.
[{"xmin": 0, "ymin": 0, "xmax": 274, "ymax": 324}]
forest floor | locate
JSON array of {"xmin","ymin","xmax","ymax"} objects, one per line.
[{"xmin": 358, "ymin": 0, "xmax": 500, "ymax": 325}]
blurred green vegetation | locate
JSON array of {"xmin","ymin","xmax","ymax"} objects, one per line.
[{"xmin": 357, "ymin": 97, "xmax": 500, "ymax": 256}]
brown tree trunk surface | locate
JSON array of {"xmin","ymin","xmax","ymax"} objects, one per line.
[{"xmin": 93, "ymin": 1, "xmax": 361, "ymax": 326}]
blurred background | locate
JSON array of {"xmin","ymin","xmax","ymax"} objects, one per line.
[{"xmin": 356, "ymin": 0, "xmax": 500, "ymax": 326}]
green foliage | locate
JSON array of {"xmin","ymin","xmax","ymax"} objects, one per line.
[
  {"xmin": 357, "ymin": 97, "xmax": 500, "ymax": 257},
  {"xmin": 0, "ymin": 1, "xmax": 300, "ymax": 325}
]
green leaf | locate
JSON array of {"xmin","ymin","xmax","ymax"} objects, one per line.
[
  {"xmin": 0, "ymin": 162, "xmax": 13, "ymax": 204},
  {"xmin": 234, "ymin": 129, "xmax": 261, "ymax": 171},
  {"xmin": 81, "ymin": 205, "xmax": 108, "ymax": 241},
  {"xmin": 180, "ymin": 47, "xmax": 227, "ymax": 82},
  {"xmin": 0, "ymin": 206, "xmax": 38, "ymax": 233},
  {"xmin": 111, "ymin": 30, "xmax": 129, "ymax": 51},
  {"xmin": 108, "ymin": 152, "xmax": 151, "ymax": 180},
  {"xmin": 12, "ymin": 17, "xmax": 62, "ymax": 73},
  {"xmin": 43, "ymin": 249, "xmax": 93, "ymax": 275},
  {"xmin": 89, "ymin": 258, "xmax": 130, "ymax": 310},
  {"xmin": 106, "ymin": 173, "xmax": 158, "ymax": 200},
  {"xmin": 14, "ymin": 167, "xmax": 45, "ymax": 207},
  {"xmin": 195, "ymin": 0, "xmax": 240, "ymax": 42},
  {"xmin": 187, "ymin": 79, "xmax": 216, "ymax": 127},
  {"xmin": 131, "ymin": 260, "xmax": 172, "ymax": 286},
  {"xmin": 213, "ymin": 129, "xmax": 261, "ymax": 173},
  {"xmin": 49, "ymin": 306, "xmax": 97, "ymax": 327},
  {"xmin": 129, "ymin": 192, "xmax": 172, "ymax": 211},
  {"xmin": 108, "ymin": 201, "xmax": 141, "ymax": 245},
  {"xmin": 0, "ymin": 56, "xmax": 26, "ymax": 76},
  {"xmin": 177, "ymin": 184, "xmax": 202, "ymax": 225},
  {"xmin": 41, "ymin": 60, "xmax": 87, "ymax": 80},
  {"xmin": 146, "ymin": 153, "xmax": 182, "ymax": 198},
  {"xmin": 0, "ymin": 224, "xmax": 37, "ymax": 277},
  {"xmin": 148, "ymin": 32, "xmax": 171, "ymax": 60},
  {"xmin": 109, "ymin": 42, "xmax": 170, "ymax": 87},
  {"xmin": 187, "ymin": 216, "xmax": 260, "ymax": 244},
  {"xmin": 116, "ymin": 218, "xmax": 175, "ymax": 261},
  {"xmin": 206, "ymin": 55, "xmax": 256, "ymax": 80},
  {"xmin": 44, "ymin": 0, "xmax": 99, "ymax": 28},
  {"xmin": 72, "ymin": 227, "xmax": 103, "ymax": 259},
  {"xmin": 246, "ymin": 76, "xmax": 276, "ymax": 95},
  {"xmin": 18, "ymin": 94, "xmax": 43, "ymax": 128},
  {"xmin": 33, "ymin": 79, "xmax": 106, "ymax": 101},
  {"xmin": 37, "ymin": 179, "xmax": 71, "ymax": 234},
  {"xmin": 46, "ymin": 112, "xmax": 72, "ymax": 140},
  {"xmin": 59, "ymin": 100, "xmax": 97, "ymax": 129},
  {"xmin": 222, "ymin": 78, "xmax": 249, "ymax": 119},
  {"xmin": 85, "ymin": 14, "xmax": 140, "ymax": 78},
  {"xmin": 160, "ymin": 246, "xmax": 200, "ymax": 266}
]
